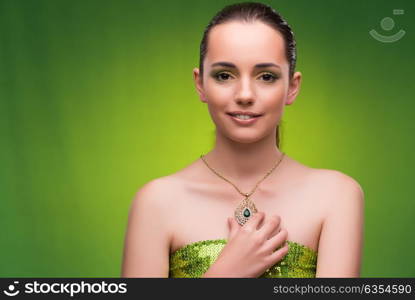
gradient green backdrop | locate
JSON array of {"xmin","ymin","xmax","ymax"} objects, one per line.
[{"xmin": 1, "ymin": 0, "xmax": 414, "ymax": 277}]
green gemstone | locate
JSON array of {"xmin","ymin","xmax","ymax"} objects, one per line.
[{"xmin": 243, "ymin": 208, "xmax": 251, "ymax": 217}]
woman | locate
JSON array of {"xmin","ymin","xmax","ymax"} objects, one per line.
[{"xmin": 121, "ymin": 2, "xmax": 364, "ymax": 278}]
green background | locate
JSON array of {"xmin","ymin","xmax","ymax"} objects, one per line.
[{"xmin": 1, "ymin": 0, "xmax": 414, "ymax": 277}]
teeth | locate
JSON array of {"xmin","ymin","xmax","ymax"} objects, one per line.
[{"xmin": 234, "ymin": 114, "xmax": 255, "ymax": 120}]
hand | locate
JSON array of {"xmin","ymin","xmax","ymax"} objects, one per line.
[{"xmin": 204, "ymin": 211, "xmax": 289, "ymax": 278}]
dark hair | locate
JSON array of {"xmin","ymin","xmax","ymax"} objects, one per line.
[{"xmin": 198, "ymin": 2, "xmax": 297, "ymax": 148}]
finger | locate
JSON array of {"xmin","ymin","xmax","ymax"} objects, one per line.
[
  {"xmin": 259, "ymin": 215, "xmax": 281, "ymax": 239},
  {"xmin": 227, "ymin": 217, "xmax": 238, "ymax": 240},
  {"xmin": 269, "ymin": 223, "xmax": 281, "ymax": 238},
  {"xmin": 243, "ymin": 211, "xmax": 265, "ymax": 231},
  {"xmin": 267, "ymin": 242, "xmax": 289, "ymax": 265},
  {"xmin": 257, "ymin": 212, "xmax": 266, "ymax": 228},
  {"xmin": 262, "ymin": 228, "xmax": 288, "ymax": 254},
  {"xmin": 227, "ymin": 217, "xmax": 232, "ymax": 234}
]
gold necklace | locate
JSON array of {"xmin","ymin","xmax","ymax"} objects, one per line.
[{"xmin": 200, "ymin": 152, "xmax": 285, "ymax": 226}]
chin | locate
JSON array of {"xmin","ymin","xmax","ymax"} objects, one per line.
[{"xmin": 227, "ymin": 133, "xmax": 266, "ymax": 144}]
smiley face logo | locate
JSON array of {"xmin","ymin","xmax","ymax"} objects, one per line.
[
  {"xmin": 370, "ymin": 9, "xmax": 406, "ymax": 43},
  {"xmin": 3, "ymin": 281, "xmax": 20, "ymax": 297}
]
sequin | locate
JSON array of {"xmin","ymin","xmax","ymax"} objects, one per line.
[{"xmin": 169, "ymin": 239, "xmax": 317, "ymax": 278}]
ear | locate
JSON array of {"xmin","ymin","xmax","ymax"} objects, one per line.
[
  {"xmin": 193, "ymin": 67, "xmax": 207, "ymax": 103},
  {"xmin": 286, "ymin": 71, "xmax": 302, "ymax": 106}
]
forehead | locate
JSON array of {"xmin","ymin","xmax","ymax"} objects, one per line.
[{"xmin": 206, "ymin": 21, "xmax": 287, "ymax": 67}]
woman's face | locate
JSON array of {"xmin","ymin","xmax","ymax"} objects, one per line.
[{"xmin": 193, "ymin": 21, "xmax": 301, "ymax": 144}]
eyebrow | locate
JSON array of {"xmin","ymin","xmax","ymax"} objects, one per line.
[{"xmin": 210, "ymin": 61, "xmax": 281, "ymax": 69}]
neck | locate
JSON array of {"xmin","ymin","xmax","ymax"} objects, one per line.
[{"xmin": 202, "ymin": 129, "xmax": 284, "ymax": 186}]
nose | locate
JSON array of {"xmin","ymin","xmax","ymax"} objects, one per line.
[{"xmin": 235, "ymin": 76, "xmax": 255, "ymax": 106}]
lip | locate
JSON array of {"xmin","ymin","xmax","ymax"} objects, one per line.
[
  {"xmin": 227, "ymin": 113, "xmax": 262, "ymax": 125},
  {"xmin": 227, "ymin": 111, "xmax": 263, "ymax": 117}
]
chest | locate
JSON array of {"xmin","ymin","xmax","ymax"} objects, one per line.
[{"xmin": 169, "ymin": 180, "xmax": 324, "ymax": 254}]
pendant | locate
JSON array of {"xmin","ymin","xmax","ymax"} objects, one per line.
[{"xmin": 234, "ymin": 196, "xmax": 258, "ymax": 226}]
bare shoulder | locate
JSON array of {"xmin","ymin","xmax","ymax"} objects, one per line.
[
  {"xmin": 301, "ymin": 167, "xmax": 365, "ymax": 277},
  {"xmin": 310, "ymin": 167, "xmax": 363, "ymax": 191},
  {"xmin": 303, "ymin": 165, "xmax": 365, "ymax": 219},
  {"xmin": 132, "ymin": 175, "xmax": 182, "ymax": 210},
  {"xmin": 122, "ymin": 176, "xmax": 180, "ymax": 277},
  {"xmin": 311, "ymin": 168, "xmax": 364, "ymax": 201},
  {"xmin": 284, "ymin": 156, "xmax": 364, "ymax": 209},
  {"xmin": 130, "ymin": 157, "xmax": 203, "ymax": 223},
  {"xmin": 284, "ymin": 154, "xmax": 357, "ymax": 181},
  {"xmin": 134, "ymin": 176, "xmax": 172, "ymax": 199}
]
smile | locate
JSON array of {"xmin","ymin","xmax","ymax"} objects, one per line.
[
  {"xmin": 227, "ymin": 113, "xmax": 262, "ymax": 125},
  {"xmin": 233, "ymin": 114, "xmax": 256, "ymax": 120}
]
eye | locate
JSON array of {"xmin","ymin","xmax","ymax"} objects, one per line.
[
  {"xmin": 213, "ymin": 71, "xmax": 233, "ymax": 82},
  {"xmin": 259, "ymin": 72, "xmax": 278, "ymax": 83}
]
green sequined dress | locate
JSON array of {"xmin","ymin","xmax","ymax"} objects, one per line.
[{"xmin": 169, "ymin": 239, "xmax": 318, "ymax": 278}]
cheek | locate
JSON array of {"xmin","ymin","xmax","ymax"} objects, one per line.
[
  {"xmin": 262, "ymin": 86, "xmax": 286, "ymax": 110},
  {"xmin": 204, "ymin": 84, "xmax": 233, "ymax": 107}
]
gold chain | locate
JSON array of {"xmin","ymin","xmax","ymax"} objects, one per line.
[{"xmin": 199, "ymin": 152, "xmax": 285, "ymax": 197}]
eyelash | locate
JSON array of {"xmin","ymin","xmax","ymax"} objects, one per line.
[{"xmin": 213, "ymin": 71, "xmax": 278, "ymax": 83}]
